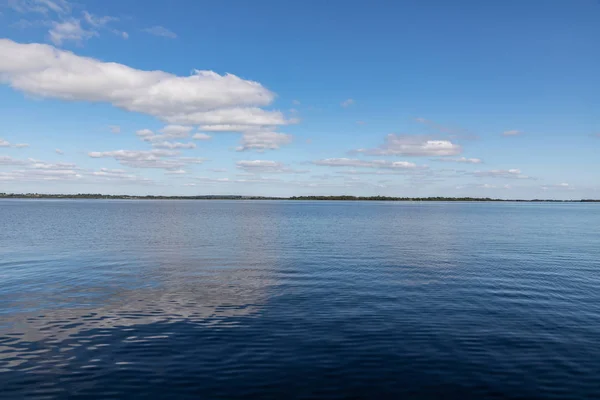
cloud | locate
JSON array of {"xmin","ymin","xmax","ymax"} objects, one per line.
[
  {"xmin": 541, "ymin": 182, "xmax": 572, "ymax": 190},
  {"xmin": 164, "ymin": 169, "xmax": 187, "ymax": 175},
  {"xmin": 143, "ymin": 26, "xmax": 177, "ymax": 39},
  {"xmin": 356, "ymin": 121, "xmax": 366, "ymax": 125},
  {"xmin": 0, "ymin": 138, "xmax": 30, "ymax": 148},
  {"xmin": 0, "ymin": 40, "xmax": 285, "ymax": 126},
  {"xmin": 82, "ymin": 11, "xmax": 117, "ymax": 28},
  {"xmin": 0, "ymin": 155, "xmax": 29, "ymax": 165},
  {"xmin": 159, "ymin": 125, "xmax": 193, "ymax": 137},
  {"xmin": 236, "ymin": 131, "xmax": 293, "ymax": 152},
  {"xmin": 8, "ymin": 0, "xmax": 71, "ymax": 15},
  {"xmin": 48, "ymin": 18, "xmax": 96, "ymax": 45},
  {"xmin": 150, "ymin": 141, "xmax": 196, "ymax": 150},
  {"xmin": 292, "ymin": 99, "xmax": 301, "ymax": 105},
  {"xmin": 473, "ymin": 169, "xmax": 533, "ymax": 179},
  {"xmin": 313, "ymin": 158, "xmax": 421, "ymax": 170},
  {"xmin": 88, "ymin": 149, "xmax": 201, "ymax": 170},
  {"xmin": 55, "ymin": 148, "xmax": 64, "ymax": 154},
  {"xmin": 192, "ymin": 133, "xmax": 211, "ymax": 141},
  {"xmin": 109, "ymin": 125, "xmax": 120, "ymax": 134},
  {"xmin": 502, "ymin": 130, "xmax": 522, "ymax": 136},
  {"xmin": 433, "ymin": 156, "xmax": 482, "ymax": 164},
  {"xmin": 136, "ymin": 129, "xmax": 154, "ymax": 137},
  {"xmin": 236, "ymin": 160, "xmax": 307, "ymax": 174},
  {"xmin": 341, "ymin": 98, "xmax": 354, "ymax": 107},
  {"xmin": 353, "ymin": 134, "xmax": 462, "ymax": 157}
]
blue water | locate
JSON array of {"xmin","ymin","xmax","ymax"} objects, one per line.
[{"xmin": 1, "ymin": 200, "xmax": 600, "ymax": 399}]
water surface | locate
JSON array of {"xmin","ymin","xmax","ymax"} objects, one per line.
[{"xmin": 1, "ymin": 200, "xmax": 599, "ymax": 399}]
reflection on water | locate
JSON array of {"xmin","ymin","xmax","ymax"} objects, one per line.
[{"xmin": 1, "ymin": 200, "xmax": 600, "ymax": 399}]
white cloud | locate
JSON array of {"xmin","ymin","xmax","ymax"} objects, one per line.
[
  {"xmin": 198, "ymin": 124, "xmax": 261, "ymax": 132},
  {"xmin": 313, "ymin": 158, "xmax": 421, "ymax": 170},
  {"xmin": 109, "ymin": 125, "xmax": 120, "ymax": 134},
  {"xmin": 473, "ymin": 169, "xmax": 533, "ymax": 179},
  {"xmin": 159, "ymin": 125, "xmax": 193, "ymax": 138},
  {"xmin": 541, "ymin": 182, "xmax": 573, "ymax": 190},
  {"xmin": 0, "ymin": 39, "xmax": 283, "ymax": 126},
  {"xmin": 48, "ymin": 18, "xmax": 96, "ymax": 45},
  {"xmin": 433, "ymin": 157, "xmax": 482, "ymax": 164},
  {"xmin": 192, "ymin": 133, "xmax": 211, "ymax": 141},
  {"xmin": 143, "ymin": 26, "xmax": 177, "ymax": 39},
  {"xmin": 165, "ymin": 169, "xmax": 187, "ymax": 175},
  {"xmin": 502, "ymin": 130, "xmax": 522, "ymax": 136},
  {"xmin": 236, "ymin": 131, "xmax": 293, "ymax": 152},
  {"xmin": 0, "ymin": 155, "xmax": 28, "ymax": 165},
  {"xmin": 341, "ymin": 98, "xmax": 354, "ymax": 107},
  {"xmin": 151, "ymin": 141, "xmax": 196, "ymax": 150},
  {"xmin": 1, "ymin": 39, "xmax": 296, "ymax": 152},
  {"xmin": 136, "ymin": 129, "xmax": 154, "ymax": 137},
  {"xmin": 236, "ymin": 160, "xmax": 307, "ymax": 174},
  {"xmin": 0, "ymin": 139, "xmax": 30, "ymax": 148},
  {"xmin": 121, "ymin": 31, "xmax": 129, "ymax": 39},
  {"xmin": 88, "ymin": 149, "xmax": 205, "ymax": 170},
  {"xmin": 354, "ymin": 134, "xmax": 462, "ymax": 157}
]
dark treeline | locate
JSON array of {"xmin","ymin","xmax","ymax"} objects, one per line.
[{"xmin": 1, "ymin": 193, "xmax": 598, "ymax": 202}]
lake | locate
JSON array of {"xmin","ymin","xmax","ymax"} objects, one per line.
[{"xmin": 1, "ymin": 200, "xmax": 599, "ymax": 399}]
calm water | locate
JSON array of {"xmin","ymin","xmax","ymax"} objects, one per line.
[{"xmin": 1, "ymin": 200, "xmax": 599, "ymax": 399}]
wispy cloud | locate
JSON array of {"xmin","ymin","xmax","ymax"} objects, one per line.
[
  {"xmin": 473, "ymin": 169, "xmax": 533, "ymax": 180},
  {"xmin": 433, "ymin": 157, "xmax": 482, "ymax": 164},
  {"xmin": 143, "ymin": 26, "xmax": 177, "ymax": 39},
  {"xmin": 341, "ymin": 98, "xmax": 354, "ymax": 108},
  {"xmin": 313, "ymin": 158, "xmax": 422, "ymax": 170},
  {"xmin": 0, "ymin": 138, "xmax": 30, "ymax": 148},
  {"xmin": 502, "ymin": 130, "xmax": 522, "ymax": 136},
  {"xmin": 109, "ymin": 125, "xmax": 121, "ymax": 134},
  {"xmin": 236, "ymin": 160, "xmax": 307, "ymax": 174}
]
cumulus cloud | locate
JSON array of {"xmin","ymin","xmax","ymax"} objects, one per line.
[
  {"xmin": 353, "ymin": 134, "xmax": 462, "ymax": 157},
  {"xmin": 433, "ymin": 156, "xmax": 482, "ymax": 164},
  {"xmin": 136, "ymin": 129, "xmax": 154, "ymax": 137},
  {"xmin": 473, "ymin": 169, "xmax": 533, "ymax": 179},
  {"xmin": 192, "ymin": 133, "xmax": 211, "ymax": 141},
  {"xmin": 109, "ymin": 125, "xmax": 120, "ymax": 134},
  {"xmin": 236, "ymin": 131, "xmax": 293, "ymax": 152},
  {"xmin": 0, "ymin": 39, "xmax": 296, "ymax": 152},
  {"xmin": 341, "ymin": 98, "xmax": 354, "ymax": 107},
  {"xmin": 236, "ymin": 160, "xmax": 307, "ymax": 174},
  {"xmin": 0, "ymin": 39, "xmax": 283, "ymax": 124},
  {"xmin": 502, "ymin": 130, "xmax": 522, "ymax": 136},
  {"xmin": 54, "ymin": 148, "xmax": 64, "ymax": 154},
  {"xmin": 313, "ymin": 158, "xmax": 421, "ymax": 170},
  {"xmin": 143, "ymin": 26, "xmax": 177, "ymax": 39},
  {"xmin": 0, "ymin": 139, "xmax": 10, "ymax": 147}
]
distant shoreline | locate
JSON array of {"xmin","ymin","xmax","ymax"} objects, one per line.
[{"xmin": 1, "ymin": 194, "xmax": 598, "ymax": 202}]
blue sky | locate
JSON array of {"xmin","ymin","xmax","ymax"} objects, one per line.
[{"xmin": 0, "ymin": 0, "xmax": 599, "ymax": 199}]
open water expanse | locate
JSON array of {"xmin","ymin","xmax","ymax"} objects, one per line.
[{"xmin": 1, "ymin": 200, "xmax": 599, "ymax": 399}]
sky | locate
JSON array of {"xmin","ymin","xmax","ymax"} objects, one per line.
[{"xmin": 0, "ymin": 0, "xmax": 599, "ymax": 199}]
